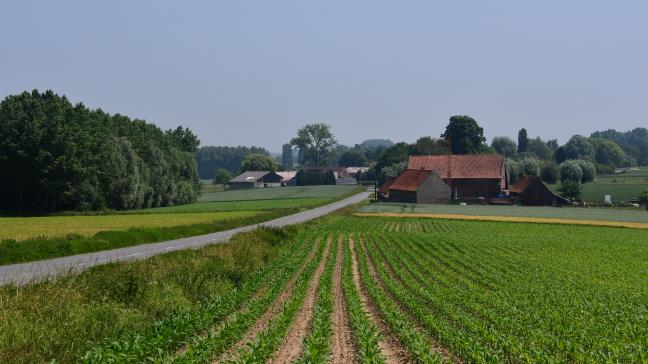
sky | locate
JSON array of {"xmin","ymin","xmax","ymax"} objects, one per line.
[{"xmin": 1, "ymin": 1, "xmax": 647, "ymax": 152}]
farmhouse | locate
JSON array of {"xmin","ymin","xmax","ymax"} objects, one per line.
[
  {"xmin": 387, "ymin": 169, "xmax": 451, "ymax": 204},
  {"xmin": 509, "ymin": 175, "xmax": 570, "ymax": 206},
  {"xmin": 276, "ymin": 171, "xmax": 297, "ymax": 186},
  {"xmin": 228, "ymin": 171, "xmax": 282, "ymax": 189},
  {"xmin": 407, "ymin": 154, "xmax": 508, "ymax": 199}
]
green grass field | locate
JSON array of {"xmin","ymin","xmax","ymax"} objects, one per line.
[
  {"xmin": 3, "ymin": 214, "xmax": 648, "ymax": 363},
  {"xmin": 0, "ymin": 184, "xmax": 362, "ymax": 265},
  {"xmin": 360, "ymin": 202, "xmax": 648, "ymax": 223},
  {"xmin": 0, "ymin": 211, "xmax": 261, "ymax": 241},
  {"xmin": 199, "ymin": 185, "xmax": 359, "ymax": 202},
  {"xmin": 547, "ymin": 167, "xmax": 648, "ymax": 203}
]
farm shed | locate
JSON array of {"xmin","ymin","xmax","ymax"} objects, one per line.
[
  {"xmin": 407, "ymin": 154, "xmax": 508, "ymax": 199},
  {"xmin": 302, "ymin": 166, "xmax": 357, "ymax": 185},
  {"xmin": 509, "ymin": 175, "xmax": 570, "ymax": 206},
  {"xmin": 387, "ymin": 169, "xmax": 451, "ymax": 204},
  {"xmin": 276, "ymin": 171, "xmax": 297, "ymax": 186},
  {"xmin": 228, "ymin": 171, "xmax": 282, "ymax": 189},
  {"xmin": 378, "ymin": 177, "xmax": 397, "ymax": 201}
]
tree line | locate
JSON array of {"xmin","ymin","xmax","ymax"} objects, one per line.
[{"xmin": 0, "ymin": 90, "xmax": 200, "ymax": 212}]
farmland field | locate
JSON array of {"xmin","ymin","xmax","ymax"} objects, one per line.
[
  {"xmin": 360, "ymin": 202, "xmax": 648, "ymax": 224},
  {"xmin": 199, "ymin": 185, "xmax": 359, "ymax": 202},
  {"xmin": 0, "ymin": 185, "xmax": 362, "ymax": 265},
  {"xmin": 3, "ymin": 213, "xmax": 648, "ymax": 363},
  {"xmin": 0, "ymin": 211, "xmax": 260, "ymax": 241}
]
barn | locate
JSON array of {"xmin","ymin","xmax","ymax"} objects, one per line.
[
  {"xmin": 509, "ymin": 175, "xmax": 570, "ymax": 206},
  {"xmin": 407, "ymin": 155, "xmax": 508, "ymax": 199},
  {"xmin": 228, "ymin": 171, "xmax": 283, "ymax": 189},
  {"xmin": 387, "ymin": 169, "xmax": 451, "ymax": 204}
]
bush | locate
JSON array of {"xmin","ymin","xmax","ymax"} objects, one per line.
[
  {"xmin": 520, "ymin": 158, "xmax": 541, "ymax": 177},
  {"xmin": 558, "ymin": 180, "xmax": 582, "ymax": 200},
  {"xmin": 574, "ymin": 159, "xmax": 597, "ymax": 183},
  {"xmin": 506, "ymin": 159, "xmax": 522, "ymax": 184},
  {"xmin": 639, "ymin": 190, "xmax": 648, "ymax": 207},
  {"xmin": 560, "ymin": 160, "xmax": 583, "ymax": 182},
  {"xmin": 540, "ymin": 163, "xmax": 559, "ymax": 184},
  {"xmin": 213, "ymin": 168, "xmax": 232, "ymax": 185},
  {"xmin": 295, "ymin": 170, "xmax": 336, "ymax": 186}
]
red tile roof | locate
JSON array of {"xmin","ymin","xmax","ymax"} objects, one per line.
[
  {"xmin": 407, "ymin": 155, "xmax": 505, "ymax": 180},
  {"xmin": 509, "ymin": 175, "xmax": 538, "ymax": 194},
  {"xmin": 388, "ymin": 169, "xmax": 435, "ymax": 192},
  {"xmin": 379, "ymin": 177, "xmax": 397, "ymax": 194}
]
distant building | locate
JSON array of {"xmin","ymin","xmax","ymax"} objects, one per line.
[
  {"xmin": 407, "ymin": 155, "xmax": 508, "ymax": 199},
  {"xmin": 276, "ymin": 171, "xmax": 297, "ymax": 186},
  {"xmin": 387, "ymin": 169, "xmax": 451, "ymax": 204},
  {"xmin": 509, "ymin": 175, "xmax": 569, "ymax": 206},
  {"xmin": 228, "ymin": 171, "xmax": 282, "ymax": 189},
  {"xmin": 282, "ymin": 144, "xmax": 293, "ymax": 170}
]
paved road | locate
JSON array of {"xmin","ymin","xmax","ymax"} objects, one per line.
[{"xmin": 0, "ymin": 191, "xmax": 370, "ymax": 286}]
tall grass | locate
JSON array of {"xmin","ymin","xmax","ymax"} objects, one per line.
[{"xmin": 0, "ymin": 226, "xmax": 295, "ymax": 363}]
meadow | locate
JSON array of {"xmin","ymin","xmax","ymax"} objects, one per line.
[
  {"xmin": 0, "ymin": 185, "xmax": 361, "ymax": 265},
  {"xmin": 2, "ymin": 212, "xmax": 647, "ymax": 363},
  {"xmin": 547, "ymin": 167, "xmax": 648, "ymax": 204},
  {"xmin": 0, "ymin": 211, "xmax": 260, "ymax": 241}
]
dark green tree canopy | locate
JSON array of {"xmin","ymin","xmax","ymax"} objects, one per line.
[
  {"xmin": 290, "ymin": 123, "xmax": 337, "ymax": 166},
  {"xmin": 564, "ymin": 135, "xmax": 594, "ymax": 160},
  {"xmin": 441, "ymin": 115, "xmax": 486, "ymax": 154},
  {"xmin": 0, "ymin": 90, "xmax": 199, "ymax": 212},
  {"xmin": 240, "ymin": 153, "xmax": 278, "ymax": 172},
  {"xmin": 491, "ymin": 137, "xmax": 517, "ymax": 157},
  {"xmin": 195, "ymin": 145, "xmax": 269, "ymax": 179},
  {"xmin": 410, "ymin": 136, "xmax": 449, "ymax": 156},
  {"xmin": 338, "ymin": 150, "xmax": 368, "ymax": 167},
  {"xmin": 213, "ymin": 168, "xmax": 232, "ymax": 185}
]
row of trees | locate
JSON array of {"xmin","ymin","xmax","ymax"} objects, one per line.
[
  {"xmin": 0, "ymin": 90, "xmax": 201, "ymax": 212},
  {"xmin": 196, "ymin": 145, "xmax": 270, "ymax": 179}
]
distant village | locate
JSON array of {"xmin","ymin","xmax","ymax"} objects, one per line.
[{"xmin": 227, "ymin": 153, "xmax": 567, "ymax": 207}]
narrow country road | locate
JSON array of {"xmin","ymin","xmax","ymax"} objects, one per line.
[{"xmin": 0, "ymin": 191, "xmax": 370, "ymax": 287}]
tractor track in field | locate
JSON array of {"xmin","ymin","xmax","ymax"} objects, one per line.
[
  {"xmin": 214, "ymin": 238, "xmax": 322, "ymax": 363},
  {"xmin": 350, "ymin": 238, "xmax": 412, "ymax": 364},
  {"xmin": 365, "ymin": 238, "xmax": 460, "ymax": 364},
  {"xmin": 331, "ymin": 235, "xmax": 356, "ymax": 363},
  {"xmin": 270, "ymin": 236, "xmax": 333, "ymax": 363}
]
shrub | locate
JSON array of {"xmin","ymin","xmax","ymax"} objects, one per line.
[
  {"xmin": 560, "ymin": 160, "xmax": 583, "ymax": 182},
  {"xmin": 213, "ymin": 168, "xmax": 232, "ymax": 185},
  {"xmin": 558, "ymin": 180, "xmax": 582, "ymax": 200},
  {"xmin": 540, "ymin": 163, "xmax": 559, "ymax": 184},
  {"xmin": 520, "ymin": 158, "xmax": 541, "ymax": 177},
  {"xmin": 639, "ymin": 190, "xmax": 648, "ymax": 208},
  {"xmin": 574, "ymin": 159, "xmax": 597, "ymax": 183}
]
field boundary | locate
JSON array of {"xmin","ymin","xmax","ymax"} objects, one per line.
[
  {"xmin": 353, "ymin": 212, "xmax": 648, "ymax": 230},
  {"xmin": 0, "ymin": 192, "xmax": 370, "ymax": 286}
]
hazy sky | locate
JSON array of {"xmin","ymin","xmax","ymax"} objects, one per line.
[{"xmin": 1, "ymin": 1, "xmax": 647, "ymax": 151}]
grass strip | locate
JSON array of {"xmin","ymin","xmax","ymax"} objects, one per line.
[
  {"xmin": 170, "ymin": 234, "xmax": 320, "ymax": 364},
  {"xmin": 81, "ymin": 229, "xmax": 308, "ymax": 363}
]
